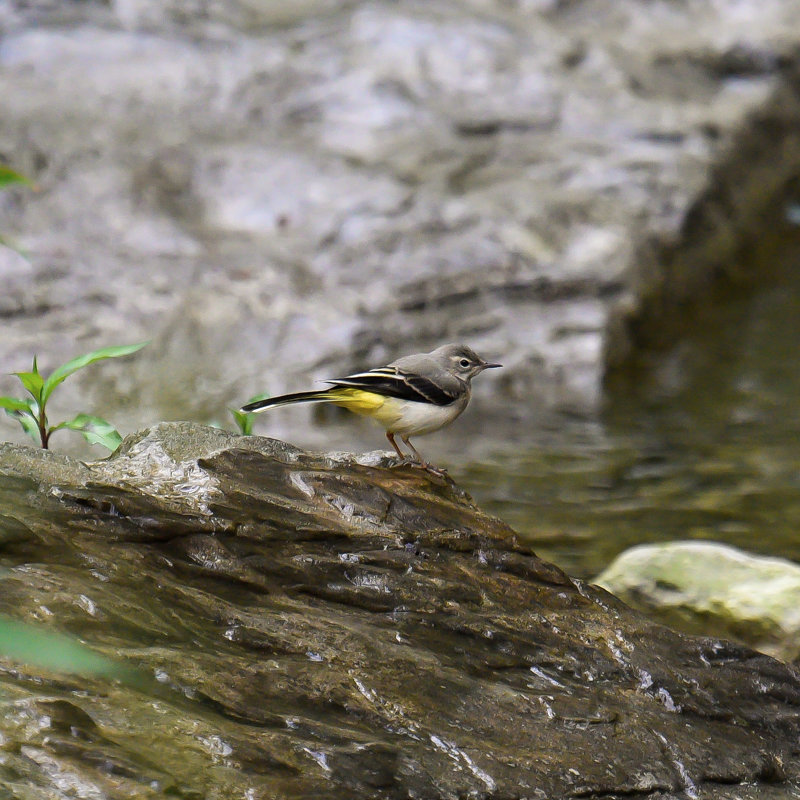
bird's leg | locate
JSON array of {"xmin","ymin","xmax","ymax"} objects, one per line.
[
  {"xmin": 386, "ymin": 432, "xmax": 407, "ymax": 461},
  {"xmin": 400, "ymin": 436, "xmax": 447, "ymax": 475},
  {"xmin": 400, "ymin": 435, "xmax": 424, "ymax": 464}
]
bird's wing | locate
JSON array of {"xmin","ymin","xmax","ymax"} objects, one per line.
[{"xmin": 326, "ymin": 367, "xmax": 460, "ymax": 406}]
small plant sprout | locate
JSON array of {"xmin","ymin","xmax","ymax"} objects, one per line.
[
  {"xmin": 231, "ymin": 393, "xmax": 270, "ymax": 436},
  {"xmin": 0, "ymin": 343, "xmax": 147, "ymax": 451},
  {"xmin": 0, "ymin": 164, "xmax": 33, "ymax": 190},
  {"xmin": 0, "ymin": 165, "xmax": 34, "ymax": 251}
]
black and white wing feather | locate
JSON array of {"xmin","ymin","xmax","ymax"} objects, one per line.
[{"xmin": 326, "ymin": 367, "xmax": 460, "ymax": 406}]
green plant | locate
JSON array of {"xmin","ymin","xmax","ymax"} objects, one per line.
[
  {"xmin": 0, "ymin": 165, "xmax": 34, "ymax": 250},
  {"xmin": 0, "ymin": 164, "xmax": 33, "ymax": 190},
  {"xmin": 231, "ymin": 393, "xmax": 270, "ymax": 435},
  {"xmin": 0, "ymin": 615, "xmax": 133, "ymax": 680},
  {"xmin": 0, "ymin": 342, "xmax": 147, "ymax": 451}
]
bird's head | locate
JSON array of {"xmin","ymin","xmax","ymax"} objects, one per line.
[{"xmin": 434, "ymin": 344, "xmax": 502, "ymax": 381}]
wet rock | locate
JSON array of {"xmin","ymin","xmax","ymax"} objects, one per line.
[
  {"xmin": 597, "ymin": 540, "xmax": 800, "ymax": 662},
  {"xmin": 2, "ymin": 3, "xmax": 800, "ymax": 447},
  {"xmin": 0, "ymin": 422, "xmax": 799, "ymax": 797}
]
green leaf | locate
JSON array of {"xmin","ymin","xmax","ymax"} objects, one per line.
[
  {"xmin": 13, "ymin": 366, "xmax": 44, "ymax": 405},
  {"xmin": 81, "ymin": 428, "xmax": 123, "ymax": 451},
  {"xmin": 232, "ymin": 393, "xmax": 270, "ymax": 436},
  {"xmin": 41, "ymin": 342, "xmax": 147, "ymax": 405},
  {"xmin": 51, "ymin": 413, "xmax": 123, "ymax": 452},
  {"xmin": 0, "ymin": 616, "xmax": 127, "ymax": 679},
  {"xmin": 231, "ymin": 408, "xmax": 253, "ymax": 435},
  {"xmin": 16, "ymin": 413, "xmax": 41, "ymax": 444},
  {"xmin": 0, "ymin": 396, "xmax": 33, "ymax": 414},
  {"xmin": 0, "ymin": 165, "xmax": 33, "ymax": 189},
  {"xmin": 2, "ymin": 397, "xmax": 40, "ymax": 445}
]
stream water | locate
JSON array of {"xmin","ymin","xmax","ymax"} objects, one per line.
[{"xmin": 457, "ymin": 237, "xmax": 800, "ymax": 579}]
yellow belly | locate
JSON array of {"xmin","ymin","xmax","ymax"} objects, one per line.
[
  {"xmin": 329, "ymin": 389, "xmax": 465, "ymax": 435},
  {"xmin": 331, "ymin": 388, "xmax": 390, "ymax": 417},
  {"xmin": 331, "ymin": 389, "xmax": 407, "ymax": 429}
]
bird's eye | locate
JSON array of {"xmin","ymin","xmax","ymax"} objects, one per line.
[{"xmin": 458, "ymin": 358, "xmax": 471, "ymax": 368}]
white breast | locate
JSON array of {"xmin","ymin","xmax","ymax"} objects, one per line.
[{"xmin": 375, "ymin": 395, "xmax": 469, "ymax": 436}]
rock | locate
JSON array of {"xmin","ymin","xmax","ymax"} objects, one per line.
[
  {"xmin": 0, "ymin": 422, "xmax": 799, "ymax": 797},
  {"xmin": 2, "ymin": 3, "xmax": 800, "ymax": 449},
  {"xmin": 596, "ymin": 540, "xmax": 800, "ymax": 662}
]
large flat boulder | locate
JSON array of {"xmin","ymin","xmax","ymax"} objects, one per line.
[{"xmin": 0, "ymin": 423, "xmax": 799, "ymax": 797}]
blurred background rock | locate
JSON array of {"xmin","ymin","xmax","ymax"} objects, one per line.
[{"xmin": 1, "ymin": 0, "xmax": 798, "ymax": 430}]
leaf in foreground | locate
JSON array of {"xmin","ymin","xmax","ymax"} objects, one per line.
[
  {"xmin": 41, "ymin": 341, "xmax": 148, "ymax": 405},
  {"xmin": 0, "ymin": 396, "xmax": 33, "ymax": 414},
  {"xmin": 0, "ymin": 616, "xmax": 132, "ymax": 680},
  {"xmin": 0, "ymin": 165, "xmax": 33, "ymax": 189},
  {"xmin": 232, "ymin": 392, "xmax": 271, "ymax": 435},
  {"xmin": 0, "ymin": 396, "xmax": 39, "ymax": 443},
  {"xmin": 13, "ymin": 365, "xmax": 44, "ymax": 405},
  {"xmin": 52, "ymin": 413, "xmax": 123, "ymax": 451}
]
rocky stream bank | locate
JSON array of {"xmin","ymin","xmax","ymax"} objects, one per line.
[{"xmin": 0, "ymin": 423, "xmax": 799, "ymax": 798}]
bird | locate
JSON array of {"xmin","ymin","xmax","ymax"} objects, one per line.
[{"xmin": 240, "ymin": 343, "xmax": 501, "ymax": 469}]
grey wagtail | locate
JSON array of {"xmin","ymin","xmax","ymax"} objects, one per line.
[{"xmin": 240, "ymin": 343, "xmax": 501, "ymax": 467}]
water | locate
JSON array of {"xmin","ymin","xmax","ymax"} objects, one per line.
[{"xmin": 456, "ymin": 238, "xmax": 800, "ymax": 579}]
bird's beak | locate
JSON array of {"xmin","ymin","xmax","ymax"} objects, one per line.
[{"xmin": 480, "ymin": 361, "xmax": 502, "ymax": 370}]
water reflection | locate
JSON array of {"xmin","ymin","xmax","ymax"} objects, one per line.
[{"xmin": 457, "ymin": 256, "xmax": 800, "ymax": 579}]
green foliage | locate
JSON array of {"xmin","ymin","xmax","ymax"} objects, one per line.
[
  {"xmin": 231, "ymin": 393, "xmax": 270, "ymax": 435},
  {"xmin": 40, "ymin": 342, "xmax": 146, "ymax": 407},
  {"xmin": 1, "ymin": 342, "xmax": 147, "ymax": 451},
  {"xmin": 51, "ymin": 413, "xmax": 126, "ymax": 450},
  {"xmin": 0, "ymin": 616, "xmax": 129, "ymax": 679},
  {"xmin": 0, "ymin": 165, "xmax": 34, "ymax": 252},
  {"xmin": 0, "ymin": 164, "xmax": 33, "ymax": 189}
]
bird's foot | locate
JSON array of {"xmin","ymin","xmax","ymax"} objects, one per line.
[
  {"xmin": 410, "ymin": 460, "xmax": 449, "ymax": 477},
  {"xmin": 388, "ymin": 456, "xmax": 447, "ymax": 477}
]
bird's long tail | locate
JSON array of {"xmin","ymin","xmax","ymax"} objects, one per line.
[
  {"xmin": 240, "ymin": 387, "xmax": 385, "ymax": 415},
  {"xmin": 240, "ymin": 390, "xmax": 339, "ymax": 414}
]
